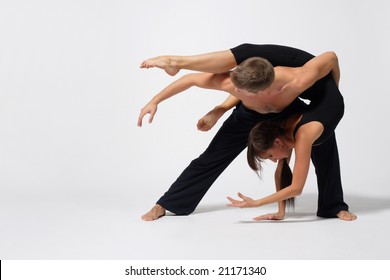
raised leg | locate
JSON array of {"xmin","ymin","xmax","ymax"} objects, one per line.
[{"xmin": 140, "ymin": 50, "xmax": 238, "ymax": 76}]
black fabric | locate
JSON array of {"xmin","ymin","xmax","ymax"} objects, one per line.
[
  {"xmin": 294, "ymin": 74, "xmax": 344, "ymax": 145},
  {"xmin": 231, "ymin": 43, "xmax": 314, "ymax": 67},
  {"xmin": 311, "ymin": 133, "xmax": 349, "ymax": 217}
]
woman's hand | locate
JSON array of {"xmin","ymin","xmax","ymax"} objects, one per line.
[
  {"xmin": 138, "ymin": 102, "xmax": 158, "ymax": 127},
  {"xmin": 253, "ymin": 212, "xmax": 285, "ymax": 221},
  {"xmin": 227, "ymin": 193, "xmax": 259, "ymax": 208}
]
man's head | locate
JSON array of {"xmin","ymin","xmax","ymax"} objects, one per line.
[{"xmin": 230, "ymin": 57, "xmax": 275, "ymax": 93}]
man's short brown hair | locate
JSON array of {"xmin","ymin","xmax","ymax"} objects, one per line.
[{"xmin": 230, "ymin": 57, "xmax": 275, "ymax": 93}]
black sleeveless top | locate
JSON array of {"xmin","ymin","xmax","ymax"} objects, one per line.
[{"xmin": 293, "ymin": 75, "xmax": 344, "ymax": 145}]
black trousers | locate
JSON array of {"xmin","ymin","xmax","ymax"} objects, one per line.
[
  {"xmin": 157, "ymin": 103, "xmax": 348, "ymax": 217},
  {"xmin": 312, "ymin": 133, "xmax": 349, "ymax": 217}
]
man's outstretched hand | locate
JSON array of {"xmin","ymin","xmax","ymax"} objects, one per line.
[{"xmin": 138, "ymin": 102, "xmax": 158, "ymax": 127}]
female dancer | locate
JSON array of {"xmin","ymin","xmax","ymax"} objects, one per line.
[{"xmin": 227, "ymin": 75, "xmax": 357, "ymax": 221}]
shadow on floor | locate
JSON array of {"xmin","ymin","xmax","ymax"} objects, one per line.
[{"xmin": 192, "ymin": 193, "xmax": 390, "ymax": 217}]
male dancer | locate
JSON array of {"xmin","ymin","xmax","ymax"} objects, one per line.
[{"xmin": 139, "ymin": 44, "xmax": 354, "ymax": 221}]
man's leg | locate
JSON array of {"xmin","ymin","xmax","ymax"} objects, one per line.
[
  {"xmin": 311, "ymin": 133, "xmax": 356, "ymax": 220},
  {"xmin": 156, "ymin": 104, "xmax": 261, "ymax": 215}
]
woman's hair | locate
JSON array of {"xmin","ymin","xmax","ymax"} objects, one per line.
[
  {"xmin": 230, "ymin": 57, "xmax": 275, "ymax": 93},
  {"xmin": 247, "ymin": 121, "xmax": 284, "ymax": 172},
  {"xmin": 247, "ymin": 121, "xmax": 295, "ymax": 209}
]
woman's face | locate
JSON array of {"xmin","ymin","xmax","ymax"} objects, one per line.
[{"xmin": 260, "ymin": 140, "xmax": 290, "ymax": 163}]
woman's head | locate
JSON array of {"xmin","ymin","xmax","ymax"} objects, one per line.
[
  {"xmin": 247, "ymin": 121, "xmax": 286, "ymax": 172},
  {"xmin": 230, "ymin": 57, "xmax": 275, "ymax": 93},
  {"xmin": 247, "ymin": 121, "xmax": 295, "ymax": 208}
]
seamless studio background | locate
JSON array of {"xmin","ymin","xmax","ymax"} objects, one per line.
[{"xmin": 1, "ymin": 0, "xmax": 390, "ymax": 259}]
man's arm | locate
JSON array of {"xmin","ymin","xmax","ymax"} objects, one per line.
[
  {"xmin": 293, "ymin": 51, "xmax": 340, "ymax": 91},
  {"xmin": 137, "ymin": 72, "xmax": 233, "ymax": 127}
]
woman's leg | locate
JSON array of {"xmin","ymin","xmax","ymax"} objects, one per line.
[
  {"xmin": 311, "ymin": 133, "xmax": 356, "ymax": 220},
  {"xmin": 140, "ymin": 50, "xmax": 236, "ymax": 76},
  {"xmin": 140, "ymin": 43, "xmax": 315, "ymax": 76}
]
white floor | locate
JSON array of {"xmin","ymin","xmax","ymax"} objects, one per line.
[{"xmin": 1, "ymin": 185, "xmax": 389, "ymax": 260}]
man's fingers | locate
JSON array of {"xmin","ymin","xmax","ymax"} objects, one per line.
[
  {"xmin": 138, "ymin": 110, "xmax": 148, "ymax": 126},
  {"xmin": 137, "ymin": 116, "xmax": 143, "ymax": 127},
  {"xmin": 148, "ymin": 114, "xmax": 154, "ymax": 124}
]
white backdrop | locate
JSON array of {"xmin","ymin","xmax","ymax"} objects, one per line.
[{"xmin": 1, "ymin": 0, "xmax": 390, "ymax": 259}]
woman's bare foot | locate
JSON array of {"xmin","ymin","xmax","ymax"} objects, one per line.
[
  {"xmin": 140, "ymin": 56, "xmax": 179, "ymax": 76},
  {"xmin": 336, "ymin": 210, "xmax": 357, "ymax": 221},
  {"xmin": 141, "ymin": 204, "xmax": 166, "ymax": 221}
]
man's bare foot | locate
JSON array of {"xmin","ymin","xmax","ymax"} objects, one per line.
[
  {"xmin": 141, "ymin": 204, "xmax": 166, "ymax": 221},
  {"xmin": 140, "ymin": 56, "xmax": 179, "ymax": 76},
  {"xmin": 336, "ymin": 210, "xmax": 357, "ymax": 221}
]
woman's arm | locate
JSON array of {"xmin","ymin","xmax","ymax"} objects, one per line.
[
  {"xmin": 250, "ymin": 159, "xmax": 288, "ymax": 221},
  {"xmin": 137, "ymin": 72, "xmax": 232, "ymax": 127},
  {"xmin": 227, "ymin": 143, "xmax": 310, "ymax": 209},
  {"xmin": 330, "ymin": 54, "xmax": 340, "ymax": 87},
  {"xmin": 227, "ymin": 122, "xmax": 323, "ymax": 210},
  {"xmin": 197, "ymin": 95, "xmax": 240, "ymax": 131}
]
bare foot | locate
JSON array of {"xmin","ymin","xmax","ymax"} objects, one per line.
[
  {"xmin": 336, "ymin": 210, "xmax": 357, "ymax": 221},
  {"xmin": 141, "ymin": 204, "xmax": 166, "ymax": 221},
  {"xmin": 140, "ymin": 56, "xmax": 179, "ymax": 76}
]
